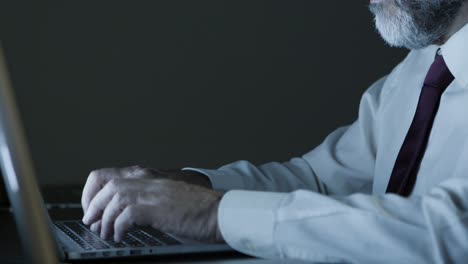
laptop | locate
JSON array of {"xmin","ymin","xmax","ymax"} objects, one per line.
[{"xmin": 0, "ymin": 44, "xmax": 233, "ymax": 263}]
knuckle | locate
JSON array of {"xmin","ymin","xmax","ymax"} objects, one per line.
[
  {"xmin": 128, "ymin": 165, "xmax": 144, "ymax": 175},
  {"xmin": 114, "ymin": 192, "xmax": 122, "ymax": 202},
  {"xmin": 108, "ymin": 178, "xmax": 122, "ymax": 190},
  {"xmin": 132, "ymin": 165, "xmax": 144, "ymax": 171},
  {"xmin": 90, "ymin": 167, "xmax": 121, "ymax": 184},
  {"xmin": 130, "ymin": 164, "xmax": 143, "ymax": 170},
  {"xmin": 128, "ymin": 165, "xmax": 154, "ymax": 178},
  {"xmin": 114, "ymin": 192, "xmax": 133, "ymax": 212},
  {"xmin": 114, "ymin": 192, "xmax": 127, "ymax": 206},
  {"xmin": 88, "ymin": 170, "xmax": 101, "ymax": 181}
]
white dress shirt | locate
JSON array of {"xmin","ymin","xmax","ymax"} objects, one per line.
[{"xmin": 185, "ymin": 24, "xmax": 468, "ymax": 263}]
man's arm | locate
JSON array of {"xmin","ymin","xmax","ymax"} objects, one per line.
[{"xmin": 218, "ymin": 177, "xmax": 468, "ymax": 263}]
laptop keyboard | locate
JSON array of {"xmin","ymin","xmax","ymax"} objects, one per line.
[{"xmin": 54, "ymin": 221, "xmax": 180, "ymax": 251}]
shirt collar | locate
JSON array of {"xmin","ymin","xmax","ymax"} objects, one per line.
[{"xmin": 440, "ymin": 23, "xmax": 468, "ymax": 89}]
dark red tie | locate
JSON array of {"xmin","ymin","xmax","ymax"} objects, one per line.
[{"xmin": 386, "ymin": 52, "xmax": 454, "ymax": 196}]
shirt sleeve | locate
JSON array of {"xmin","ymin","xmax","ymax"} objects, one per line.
[
  {"xmin": 184, "ymin": 76, "xmax": 388, "ymax": 195},
  {"xmin": 218, "ymin": 177, "xmax": 468, "ymax": 263}
]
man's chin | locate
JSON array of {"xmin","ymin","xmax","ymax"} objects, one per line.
[{"xmin": 370, "ymin": 0, "xmax": 465, "ymax": 49}]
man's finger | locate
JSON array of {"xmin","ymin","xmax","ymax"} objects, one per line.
[
  {"xmin": 81, "ymin": 170, "xmax": 112, "ymax": 213},
  {"xmin": 82, "ymin": 179, "xmax": 120, "ymax": 225},
  {"xmin": 90, "ymin": 220, "xmax": 101, "ymax": 233},
  {"xmin": 100, "ymin": 193, "xmax": 131, "ymax": 240},
  {"xmin": 113, "ymin": 205, "xmax": 153, "ymax": 242}
]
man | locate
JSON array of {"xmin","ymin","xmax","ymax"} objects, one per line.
[{"xmin": 81, "ymin": 0, "xmax": 468, "ymax": 263}]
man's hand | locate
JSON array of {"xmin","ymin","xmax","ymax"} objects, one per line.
[
  {"xmin": 81, "ymin": 167, "xmax": 224, "ymax": 243},
  {"xmin": 81, "ymin": 166, "xmax": 154, "ymax": 214},
  {"xmin": 81, "ymin": 166, "xmax": 212, "ymax": 214}
]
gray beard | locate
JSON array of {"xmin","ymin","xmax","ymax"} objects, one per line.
[{"xmin": 369, "ymin": 0, "xmax": 464, "ymax": 50}]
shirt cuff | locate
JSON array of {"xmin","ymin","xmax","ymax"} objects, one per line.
[
  {"xmin": 182, "ymin": 167, "xmax": 245, "ymax": 191},
  {"xmin": 217, "ymin": 190, "xmax": 287, "ymax": 259}
]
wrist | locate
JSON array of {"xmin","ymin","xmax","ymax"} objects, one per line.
[
  {"xmin": 212, "ymin": 194, "xmax": 225, "ymax": 243},
  {"xmin": 178, "ymin": 170, "xmax": 212, "ymax": 188}
]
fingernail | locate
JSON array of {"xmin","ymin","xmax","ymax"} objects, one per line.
[{"xmin": 82, "ymin": 214, "xmax": 89, "ymax": 224}]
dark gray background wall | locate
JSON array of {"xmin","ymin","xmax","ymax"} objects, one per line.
[{"xmin": 1, "ymin": 1, "xmax": 407, "ymax": 186}]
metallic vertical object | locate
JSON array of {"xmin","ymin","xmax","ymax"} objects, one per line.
[{"xmin": 0, "ymin": 44, "xmax": 60, "ymax": 263}]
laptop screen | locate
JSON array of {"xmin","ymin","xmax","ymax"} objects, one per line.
[{"xmin": 0, "ymin": 43, "xmax": 61, "ymax": 263}]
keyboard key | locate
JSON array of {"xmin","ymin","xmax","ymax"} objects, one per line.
[
  {"xmin": 129, "ymin": 229, "xmax": 164, "ymax": 246},
  {"xmin": 54, "ymin": 223, "xmax": 92, "ymax": 250},
  {"xmin": 59, "ymin": 222, "xmax": 109, "ymax": 250},
  {"xmin": 122, "ymin": 234, "xmax": 145, "ymax": 247},
  {"xmin": 55, "ymin": 221, "xmax": 180, "ymax": 251},
  {"xmin": 105, "ymin": 239, "xmax": 127, "ymax": 248},
  {"xmin": 149, "ymin": 229, "xmax": 181, "ymax": 245}
]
